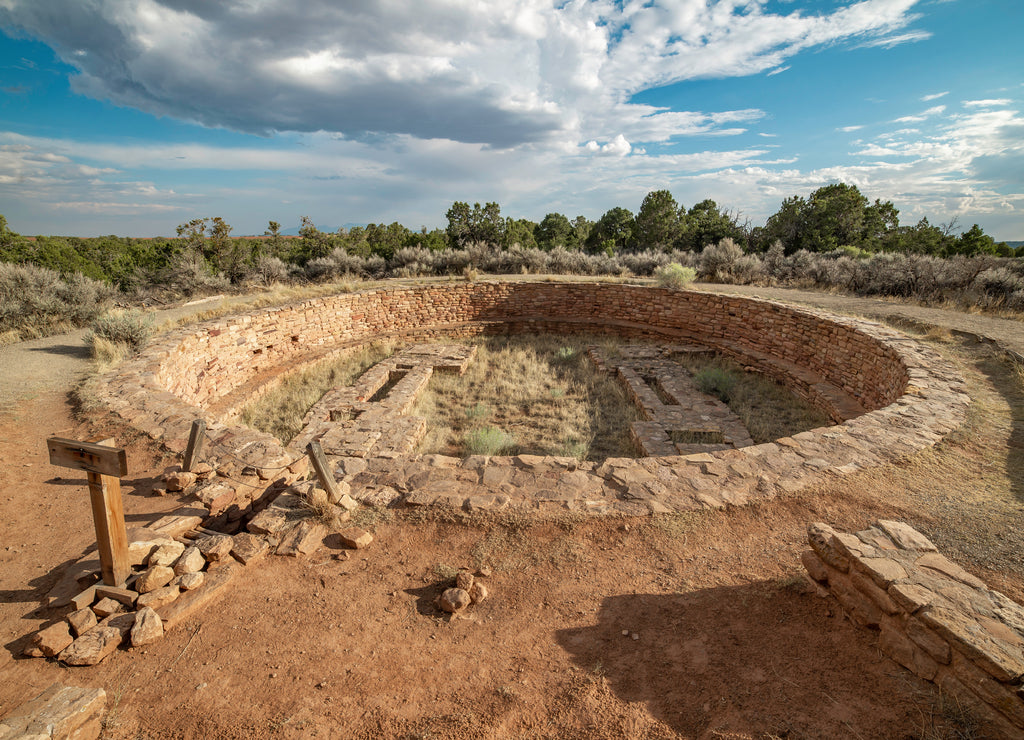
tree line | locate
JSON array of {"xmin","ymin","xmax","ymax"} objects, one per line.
[{"xmin": 0, "ymin": 183, "xmax": 1015, "ymax": 292}]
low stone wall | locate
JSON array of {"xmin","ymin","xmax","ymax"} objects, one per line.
[
  {"xmin": 94, "ymin": 282, "xmax": 971, "ymax": 515},
  {"xmin": 802, "ymin": 521, "xmax": 1024, "ymax": 737}
]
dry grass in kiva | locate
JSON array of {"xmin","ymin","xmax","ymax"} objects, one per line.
[
  {"xmin": 413, "ymin": 334, "xmax": 639, "ymax": 460},
  {"xmin": 241, "ymin": 340, "xmax": 397, "ymax": 443},
  {"xmin": 673, "ymin": 353, "xmax": 832, "ymax": 443}
]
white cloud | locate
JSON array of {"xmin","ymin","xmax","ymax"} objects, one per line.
[
  {"xmin": 921, "ymin": 91, "xmax": 948, "ymax": 101},
  {"xmin": 839, "ymin": 125, "xmax": 864, "ymax": 132},
  {"xmin": 0, "ymin": 0, "xmax": 928, "ymax": 149},
  {"xmin": 963, "ymin": 99, "xmax": 1012, "ymax": 108},
  {"xmin": 893, "ymin": 105, "xmax": 946, "ymax": 123},
  {"xmin": 855, "ymin": 29, "xmax": 931, "ymax": 48}
]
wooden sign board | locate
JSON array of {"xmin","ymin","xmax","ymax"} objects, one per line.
[{"xmin": 47, "ymin": 437, "xmax": 128, "ymax": 477}]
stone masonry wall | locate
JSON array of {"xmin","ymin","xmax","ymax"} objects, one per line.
[
  {"xmin": 803, "ymin": 521, "xmax": 1024, "ymax": 737},
  {"xmin": 94, "ymin": 282, "xmax": 970, "ymax": 516}
]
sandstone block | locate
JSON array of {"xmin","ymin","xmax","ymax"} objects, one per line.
[
  {"xmin": 33, "ymin": 622, "xmax": 74, "ymax": 658},
  {"xmin": 67, "ymin": 608, "xmax": 97, "ymax": 638},
  {"xmin": 276, "ymin": 520, "xmax": 327, "ymax": 557},
  {"xmin": 854, "ymin": 557, "xmax": 908, "ymax": 589},
  {"xmin": 164, "ymin": 471, "xmax": 197, "ymax": 492},
  {"xmin": 91, "ymin": 597, "xmax": 124, "ymax": 619},
  {"xmin": 136, "ymin": 585, "xmax": 180, "ymax": 611},
  {"xmin": 148, "ymin": 542, "xmax": 186, "ymax": 568},
  {"xmin": 58, "ymin": 625, "xmax": 125, "ymax": 666},
  {"xmin": 231, "ymin": 532, "xmax": 270, "ymax": 564},
  {"xmin": 95, "ymin": 585, "xmax": 137, "ymax": 608},
  {"xmin": 455, "ymin": 570, "xmax": 474, "ymax": 591},
  {"xmin": 876, "ymin": 520, "xmax": 937, "ymax": 552},
  {"xmin": 136, "ymin": 565, "xmax": 175, "ymax": 594},
  {"xmin": 469, "ymin": 582, "xmax": 488, "ymax": 605},
  {"xmin": 800, "ymin": 550, "xmax": 830, "ymax": 583},
  {"xmin": 130, "ymin": 607, "xmax": 164, "ymax": 647},
  {"xmin": 173, "ymin": 546, "xmax": 206, "ymax": 575},
  {"xmin": 831, "ymin": 575, "xmax": 883, "ymax": 628},
  {"xmin": 0, "ymin": 683, "xmax": 106, "ymax": 740},
  {"xmin": 338, "ymin": 527, "xmax": 373, "ymax": 550},
  {"xmin": 907, "ymin": 617, "xmax": 952, "ymax": 664},
  {"xmin": 196, "ymin": 534, "xmax": 234, "ymax": 562},
  {"xmin": 807, "ymin": 523, "xmax": 849, "ymax": 572},
  {"xmin": 888, "ymin": 582, "xmax": 935, "ymax": 614},
  {"xmin": 176, "ymin": 572, "xmax": 205, "ymax": 591},
  {"xmin": 851, "ymin": 571, "xmax": 900, "ymax": 615},
  {"xmin": 880, "ymin": 621, "xmax": 939, "ymax": 681}
]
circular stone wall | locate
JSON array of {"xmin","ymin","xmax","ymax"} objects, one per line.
[{"xmin": 97, "ymin": 282, "xmax": 970, "ymax": 515}]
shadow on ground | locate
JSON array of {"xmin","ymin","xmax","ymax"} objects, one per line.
[{"xmin": 555, "ymin": 581, "xmax": 953, "ymax": 739}]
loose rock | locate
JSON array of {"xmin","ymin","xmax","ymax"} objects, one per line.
[
  {"xmin": 33, "ymin": 622, "xmax": 74, "ymax": 658},
  {"xmin": 91, "ymin": 597, "xmax": 124, "ymax": 619},
  {"xmin": 130, "ymin": 607, "xmax": 164, "ymax": 647},
  {"xmin": 456, "ymin": 570, "xmax": 475, "ymax": 591},
  {"xmin": 469, "ymin": 582, "xmax": 489, "ymax": 605},
  {"xmin": 148, "ymin": 542, "xmax": 186, "ymax": 568},
  {"xmin": 136, "ymin": 565, "xmax": 175, "ymax": 594},
  {"xmin": 173, "ymin": 546, "xmax": 206, "ymax": 575},
  {"xmin": 338, "ymin": 527, "xmax": 373, "ymax": 550},
  {"xmin": 176, "ymin": 572, "xmax": 205, "ymax": 591},
  {"xmin": 196, "ymin": 534, "xmax": 234, "ymax": 562},
  {"xmin": 164, "ymin": 470, "xmax": 197, "ymax": 492},
  {"xmin": 136, "ymin": 585, "xmax": 180, "ymax": 611},
  {"xmin": 439, "ymin": 588, "xmax": 471, "ymax": 613},
  {"xmin": 67, "ymin": 608, "xmax": 97, "ymax": 638},
  {"xmin": 58, "ymin": 625, "xmax": 125, "ymax": 666}
]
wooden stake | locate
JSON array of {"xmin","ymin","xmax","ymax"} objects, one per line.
[
  {"xmin": 306, "ymin": 440, "xmax": 341, "ymax": 503},
  {"xmin": 183, "ymin": 419, "xmax": 206, "ymax": 473}
]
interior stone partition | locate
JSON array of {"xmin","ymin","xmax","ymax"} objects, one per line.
[{"xmin": 95, "ymin": 282, "xmax": 970, "ymax": 515}]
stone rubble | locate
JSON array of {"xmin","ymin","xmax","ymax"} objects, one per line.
[
  {"xmin": 0, "ymin": 683, "xmax": 106, "ymax": 740},
  {"xmin": 803, "ymin": 520, "xmax": 1024, "ymax": 737}
]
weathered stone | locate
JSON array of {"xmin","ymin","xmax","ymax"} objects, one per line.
[
  {"xmin": 807, "ymin": 523, "xmax": 849, "ymax": 572},
  {"xmin": 875, "ymin": 520, "xmax": 937, "ymax": 552},
  {"xmin": 915, "ymin": 553, "xmax": 987, "ymax": 590},
  {"xmin": 164, "ymin": 470, "xmax": 197, "ymax": 492},
  {"xmin": 90, "ymin": 586, "xmax": 134, "ymax": 611},
  {"xmin": 148, "ymin": 542, "xmax": 186, "ymax": 568},
  {"xmin": 196, "ymin": 534, "xmax": 234, "ymax": 562},
  {"xmin": 879, "ymin": 621, "xmax": 939, "ymax": 681},
  {"xmin": 172, "ymin": 546, "xmax": 206, "ymax": 575},
  {"xmin": 91, "ymin": 597, "xmax": 125, "ymax": 619},
  {"xmin": 67, "ymin": 608, "xmax": 97, "ymax": 638},
  {"xmin": 136, "ymin": 585, "xmax": 180, "ymax": 611},
  {"xmin": 0, "ymin": 683, "xmax": 106, "ymax": 740},
  {"xmin": 231, "ymin": 532, "xmax": 270, "ymax": 564},
  {"xmin": 32, "ymin": 622, "xmax": 74, "ymax": 658},
  {"xmin": 801, "ymin": 550, "xmax": 830, "ymax": 583},
  {"xmin": 907, "ymin": 617, "xmax": 952, "ymax": 664},
  {"xmin": 338, "ymin": 527, "xmax": 373, "ymax": 550},
  {"xmin": 176, "ymin": 572, "xmax": 205, "ymax": 591},
  {"xmin": 128, "ymin": 535, "xmax": 176, "ymax": 567},
  {"xmin": 276, "ymin": 520, "xmax": 327, "ymax": 557},
  {"xmin": 455, "ymin": 570, "xmax": 474, "ymax": 591},
  {"xmin": 336, "ymin": 493, "xmax": 360, "ymax": 512},
  {"xmin": 854, "ymin": 557, "xmax": 908, "ymax": 589},
  {"xmin": 888, "ymin": 582, "xmax": 936, "ymax": 613},
  {"xmin": 70, "ymin": 586, "xmax": 98, "ymax": 612},
  {"xmin": 158, "ymin": 561, "xmax": 239, "ymax": 632},
  {"xmin": 831, "ymin": 575, "xmax": 883, "ymax": 628},
  {"xmin": 136, "ymin": 565, "xmax": 175, "ymax": 594},
  {"xmin": 22, "ymin": 644, "xmax": 45, "ymax": 658},
  {"xmin": 921, "ymin": 605, "xmax": 1024, "ymax": 683},
  {"xmin": 469, "ymin": 582, "xmax": 488, "ymax": 605},
  {"xmin": 130, "ymin": 607, "xmax": 164, "ymax": 647},
  {"xmin": 58, "ymin": 625, "xmax": 125, "ymax": 666},
  {"xmin": 438, "ymin": 588, "xmax": 471, "ymax": 613},
  {"xmin": 851, "ymin": 571, "xmax": 900, "ymax": 615}
]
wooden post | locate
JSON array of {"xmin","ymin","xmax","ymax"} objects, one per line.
[
  {"xmin": 47, "ymin": 437, "xmax": 131, "ymax": 587},
  {"xmin": 306, "ymin": 440, "xmax": 341, "ymax": 503},
  {"xmin": 183, "ymin": 419, "xmax": 206, "ymax": 473}
]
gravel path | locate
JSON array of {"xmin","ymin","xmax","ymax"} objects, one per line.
[{"xmin": 1, "ymin": 285, "xmax": 1021, "ymax": 409}]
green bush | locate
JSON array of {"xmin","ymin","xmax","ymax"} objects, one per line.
[
  {"xmin": 653, "ymin": 262, "xmax": 696, "ymax": 289},
  {"xmin": 694, "ymin": 366, "xmax": 738, "ymax": 403},
  {"xmin": 464, "ymin": 426, "xmax": 515, "ymax": 456}
]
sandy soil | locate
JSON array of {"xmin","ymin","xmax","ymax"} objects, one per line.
[{"xmin": 1, "ymin": 285, "xmax": 1023, "ymax": 739}]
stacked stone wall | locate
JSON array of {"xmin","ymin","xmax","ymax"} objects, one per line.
[
  {"xmin": 95, "ymin": 281, "xmax": 970, "ymax": 515},
  {"xmin": 803, "ymin": 521, "xmax": 1024, "ymax": 737}
]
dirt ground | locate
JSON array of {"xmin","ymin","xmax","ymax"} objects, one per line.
[{"xmin": 2, "ymin": 288, "xmax": 1023, "ymax": 739}]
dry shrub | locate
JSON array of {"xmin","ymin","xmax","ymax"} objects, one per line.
[{"xmin": 0, "ymin": 262, "xmax": 117, "ymax": 338}]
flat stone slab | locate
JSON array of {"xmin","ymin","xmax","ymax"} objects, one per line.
[{"xmin": 0, "ymin": 683, "xmax": 106, "ymax": 740}]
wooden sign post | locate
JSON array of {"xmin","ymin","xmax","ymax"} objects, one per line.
[{"xmin": 47, "ymin": 437, "xmax": 130, "ymax": 587}]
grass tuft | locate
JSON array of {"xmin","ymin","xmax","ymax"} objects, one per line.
[{"xmin": 464, "ymin": 426, "xmax": 515, "ymax": 456}]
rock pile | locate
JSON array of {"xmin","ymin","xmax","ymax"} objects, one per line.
[
  {"xmin": 803, "ymin": 520, "xmax": 1024, "ymax": 737},
  {"xmin": 435, "ymin": 568, "xmax": 490, "ymax": 615}
]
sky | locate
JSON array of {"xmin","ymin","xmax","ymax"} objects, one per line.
[{"xmin": 0, "ymin": 0, "xmax": 1021, "ymax": 240}]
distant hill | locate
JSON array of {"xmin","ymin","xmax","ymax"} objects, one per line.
[
  {"xmin": 1004, "ymin": 240, "xmax": 1023, "ymax": 249},
  {"xmin": 279, "ymin": 222, "xmax": 362, "ymax": 236}
]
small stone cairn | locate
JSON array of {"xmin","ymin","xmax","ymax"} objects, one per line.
[{"xmin": 802, "ymin": 520, "xmax": 1024, "ymax": 736}]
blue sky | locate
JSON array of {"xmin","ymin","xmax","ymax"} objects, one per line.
[{"xmin": 0, "ymin": 0, "xmax": 1021, "ymax": 240}]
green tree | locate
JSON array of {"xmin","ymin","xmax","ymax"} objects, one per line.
[
  {"xmin": 683, "ymin": 199, "xmax": 744, "ymax": 251},
  {"xmin": 571, "ymin": 216, "xmax": 592, "ymax": 249},
  {"xmin": 445, "ymin": 201, "xmax": 504, "ymax": 247},
  {"xmin": 948, "ymin": 224, "xmax": 997, "ymax": 256},
  {"xmin": 502, "ymin": 218, "xmax": 538, "ymax": 249},
  {"xmin": 295, "ymin": 216, "xmax": 335, "ymax": 263},
  {"xmin": 536, "ymin": 213, "xmax": 574, "ymax": 250},
  {"xmin": 585, "ymin": 207, "xmax": 634, "ymax": 254},
  {"xmin": 634, "ymin": 190, "xmax": 682, "ymax": 251}
]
